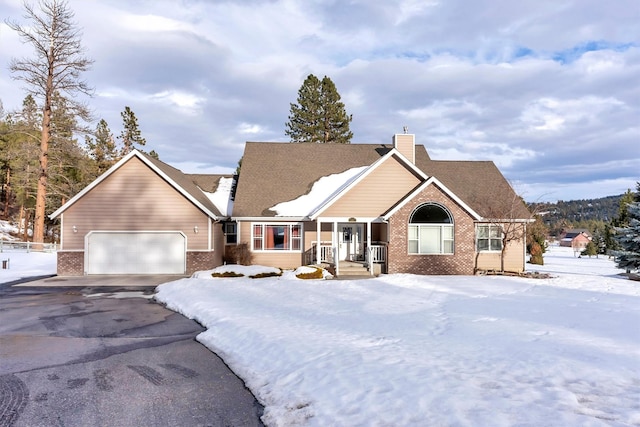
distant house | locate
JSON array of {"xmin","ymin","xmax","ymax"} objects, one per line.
[
  {"xmin": 50, "ymin": 134, "xmax": 532, "ymax": 277},
  {"xmin": 560, "ymin": 229, "xmax": 592, "ymax": 250}
]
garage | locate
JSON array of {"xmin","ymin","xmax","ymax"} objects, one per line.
[{"xmin": 86, "ymin": 231, "xmax": 186, "ymax": 275}]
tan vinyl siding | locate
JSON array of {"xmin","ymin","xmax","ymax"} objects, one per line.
[
  {"xmin": 250, "ymin": 252, "xmax": 302, "ymax": 269},
  {"xmin": 303, "ymin": 222, "xmax": 333, "ymax": 250},
  {"xmin": 475, "ymin": 224, "xmax": 526, "ymax": 272},
  {"xmin": 238, "ymin": 220, "xmax": 304, "ymax": 268},
  {"xmin": 61, "ymin": 157, "xmax": 210, "ymax": 250},
  {"xmin": 323, "ymin": 155, "xmax": 421, "ymax": 217}
]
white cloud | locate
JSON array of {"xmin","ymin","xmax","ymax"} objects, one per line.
[
  {"xmin": 149, "ymin": 90, "xmax": 205, "ymax": 114},
  {"xmin": 0, "ymin": 0, "xmax": 637, "ymax": 204},
  {"xmin": 120, "ymin": 14, "xmax": 191, "ymax": 33},
  {"xmin": 237, "ymin": 122, "xmax": 265, "ymax": 135},
  {"xmin": 519, "ymin": 96, "xmax": 625, "ymax": 133}
]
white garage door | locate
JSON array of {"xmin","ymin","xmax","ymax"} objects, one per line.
[{"xmin": 87, "ymin": 232, "xmax": 186, "ymax": 274}]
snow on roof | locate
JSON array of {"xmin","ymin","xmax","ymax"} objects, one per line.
[
  {"xmin": 202, "ymin": 176, "xmax": 235, "ymax": 217},
  {"xmin": 269, "ymin": 166, "xmax": 368, "ymax": 217}
]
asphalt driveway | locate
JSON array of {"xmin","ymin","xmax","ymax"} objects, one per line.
[{"xmin": 0, "ymin": 276, "xmax": 264, "ymax": 427}]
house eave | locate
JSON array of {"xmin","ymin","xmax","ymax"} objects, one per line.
[
  {"xmin": 310, "ymin": 148, "xmax": 428, "ymax": 220},
  {"xmin": 232, "ymin": 216, "xmax": 309, "ymax": 222},
  {"xmin": 383, "ymin": 176, "xmax": 483, "ymax": 221},
  {"xmin": 49, "ymin": 150, "xmax": 222, "ymax": 221}
]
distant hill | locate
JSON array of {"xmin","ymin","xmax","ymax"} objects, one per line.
[{"xmin": 529, "ymin": 194, "xmax": 622, "ymax": 224}]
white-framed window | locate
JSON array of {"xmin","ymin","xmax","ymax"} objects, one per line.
[
  {"xmin": 408, "ymin": 203, "xmax": 454, "ymax": 254},
  {"xmin": 224, "ymin": 222, "xmax": 237, "ymax": 245},
  {"xmin": 252, "ymin": 223, "xmax": 302, "ymax": 251},
  {"xmin": 476, "ymin": 224, "xmax": 503, "ymax": 251}
]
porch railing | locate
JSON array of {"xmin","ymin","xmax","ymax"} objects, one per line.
[
  {"xmin": 306, "ymin": 241, "xmax": 334, "ymax": 265},
  {"xmin": 367, "ymin": 244, "xmax": 387, "ymax": 264}
]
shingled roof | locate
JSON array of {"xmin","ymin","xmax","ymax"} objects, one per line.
[
  {"xmin": 137, "ymin": 151, "xmax": 232, "ymax": 218},
  {"xmin": 417, "ymin": 158, "xmax": 531, "ymax": 219},
  {"xmin": 233, "ymin": 141, "xmax": 531, "ymax": 220},
  {"xmin": 233, "ymin": 142, "xmax": 394, "ymax": 217}
]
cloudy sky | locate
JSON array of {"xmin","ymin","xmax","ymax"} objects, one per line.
[{"xmin": 1, "ymin": 0, "xmax": 638, "ymax": 203}]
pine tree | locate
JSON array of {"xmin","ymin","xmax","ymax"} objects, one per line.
[
  {"xmin": 85, "ymin": 119, "xmax": 117, "ymax": 175},
  {"xmin": 6, "ymin": 0, "xmax": 93, "ymax": 245},
  {"xmin": 581, "ymin": 241, "xmax": 598, "ymax": 258},
  {"xmin": 612, "ymin": 189, "xmax": 635, "ymax": 227},
  {"xmin": 285, "ymin": 74, "xmax": 353, "ymax": 144},
  {"xmin": 118, "ymin": 106, "xmax": 146, "ymax": 155},
  {"xmin": 612, "ymin": 202, "xmax": 640, "ymax": 273}
]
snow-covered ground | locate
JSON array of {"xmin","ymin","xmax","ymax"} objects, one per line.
[
  {"xmin": 0, "ymin": 249, "xmax": 57, "ymax": 283},
  {"xmin": 2, "ymin": 242, "xmax": 638, "ymax": 426},
  {"xmin": 156, "ymin": 246, "xmax": 640, "ymax": 427}
]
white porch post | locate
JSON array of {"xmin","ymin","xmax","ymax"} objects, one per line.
[
  {"xmin": 316, "ymin": 219, "xmax": 321, "ymax": 265},
  {"xmin": 334, "ymin": 220, "xmax": 339, "ymax": 277},
  {"xmin": 367, "ymin": 221, "xmax": 372, "ymax": 275}
]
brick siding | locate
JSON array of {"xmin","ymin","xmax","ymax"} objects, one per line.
[
  {"xmin": 387, "ymin": 185, "xmax": 476, "ymax": 275},
  {"xmin": 57, "ymin": 251, "xmax": 84, "ymax": 275},
  {"xmin": 186, "ymin": 251, "xmax": 220, "ymax": 275}
]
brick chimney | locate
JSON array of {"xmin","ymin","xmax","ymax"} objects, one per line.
[{"xmin": 393, "ymin": 131, "xmax": 415, "ymax": 163}]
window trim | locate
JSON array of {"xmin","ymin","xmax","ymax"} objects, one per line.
[
  {"xmin": 251, "ymin": 222, "xmax": 303, "ymax": 252},
  {"xmin": 407, "ymin": 203, "xmax": 455, "ymax": 255},
  {"xmin": 476, "ymin": 224, "xmax": 504, "ymax": 252},
  {"xmin": 224, "ymin": 222, "xmax": 237, "ymax": 245}
]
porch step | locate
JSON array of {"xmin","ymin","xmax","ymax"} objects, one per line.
[{"xmin": 337, "ymin": 262, "xmax": 370, "ymax": 276}]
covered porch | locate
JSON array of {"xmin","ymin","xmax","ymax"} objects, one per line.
[{"xmin": 304, "ymin": 218, "xmax": 388, "ymax": 276}]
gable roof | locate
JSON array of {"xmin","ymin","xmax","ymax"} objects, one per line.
[
  {"xmin": 308, "ymin": 148, "xmax": 428, "ymax": 219},
  {"xmin": 50, "ymin": 150, "xmax": 231, "ymax": 220},
  {"xmin": 417, "ymin": 158, "xmax": 532, "ymax": 220},
  {"xmin": 233, "ymin": 142, "xmax": 396, "ymax": 218},
  {"xmin": 233, "ymin": 141, "xmax": 530, "ymax": 221},
  {"xmin": 383, "ymin": 176, "xmax": 483, "ymax": 221}
]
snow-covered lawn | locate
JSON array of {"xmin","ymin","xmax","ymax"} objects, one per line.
[
  {"xmin": 0, "ymin": 250, "xmax": 56, "ymax": 283},
  {"xmin": 155, "ymin": 246, "xmax": 640, "ymax": 426},
  {"xmin": 2, "ymin": 243, "xmax": 638, "ymax": 426}
]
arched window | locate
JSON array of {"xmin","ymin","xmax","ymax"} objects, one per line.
[{"xmin": 408, "ymin": 203, "xmax": 454, "ymax": 254}]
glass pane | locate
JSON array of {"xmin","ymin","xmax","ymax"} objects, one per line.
[
  {"xmin": 490, "ymin": 239, "xmax": 502, "ymax": 251},
  {"xmin": 410, "ymin": 204, "xmax": 451, "ymax": 223},
  {"xmin": 408, "ymin": 226, "xmax": 418, "ymax": 239},
  {"xmin": 420, "ymin": 226, "xmax": 440, "ymax": 254},
  {"xmin": 253, "ymin": 224, "xmax": 262, "ymax": 237},
  {"xmin": 408, "ymin": 240, "xmax": 418, "ymax": 254},
  {"xmin": 443, "ymin": 240, "xmax": 454, "ymax": 254},
  {"xmin": 253, "ymin": 238, "xmax": 262, "ymax": 250},
  {"xmin": 489, "ymin": 226, "xmax": 502, "ymax": 238},
  {"xmin": 443, "ymin": 226, "xmax": 454, "ymax": 239},
  {"xmin": 292, "ymin": 238, "xmax": 301, "ymax": 251},
  {"xmin": 266, "ymin": 225, "xmax": 286, "ymax": 250},
  {"xmin": 477, "ymin": 239, "xmax": 489, "ymax": 251}
]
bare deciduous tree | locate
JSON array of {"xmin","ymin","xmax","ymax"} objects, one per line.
[
  {"xmin": 470, "ymin": 179, "xmax": 534, "ymax": 273},
  {"xmin": 6, "ymin": 0, "xmax": 93, "ymax": 245}
]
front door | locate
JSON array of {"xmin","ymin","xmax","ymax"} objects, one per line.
[{"xmin": 339, "ymin": 224, "xmax": 363, "ymax": 261}]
